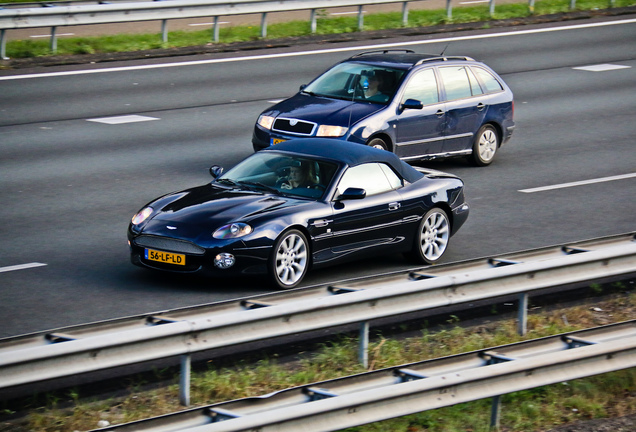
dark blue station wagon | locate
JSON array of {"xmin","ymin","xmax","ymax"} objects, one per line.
[{"xmin": 253, "ymin": 50, "xmax": 515, "ymax": 166}]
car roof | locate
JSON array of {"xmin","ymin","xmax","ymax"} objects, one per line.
[
  {"xmin": 344, "ymin": 50, "xmax": 476, "ymax": 70},
  {"xmin": 263, "ymin": 138, "xmax": 424, "ymax": 183}
]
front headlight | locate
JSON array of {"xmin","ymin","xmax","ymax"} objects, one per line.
[
  {"xmin": 131, "ymin": 207, "xmax": 153, "ymax": 225},
  {"xmin": 213, "ymin": 223, "xmax": 253, "ymax": 239},
  {"xmin": 257, "ymin": 115, "xmax": 275, "ymax": 130},
  {"xmin": 317, "ymin": 125, "xmax": 348, "ymax": 137}
]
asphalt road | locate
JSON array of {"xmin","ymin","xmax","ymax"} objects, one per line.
[{"xmin": 1, "ymin": 16, "xmax": 635, "ymax": 339}]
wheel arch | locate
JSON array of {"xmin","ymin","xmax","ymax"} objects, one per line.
[
  {"xmin": 482, "ymin": 121, "xmax": 503, "ymax": 148},
  {"xmin": 366, "ymin": 132, "xmax": 394, "ymax": 152},
  {"xmin": 276, "ymin": 224, "xmax": 315, "ymax": 268}
]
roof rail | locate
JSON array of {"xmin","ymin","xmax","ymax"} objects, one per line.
[
  {"xmin": 350, "ymin": 49, "xmax": 415, "ymax": 58},
  {"xmin": 414, "ymin": 55, "xmax": 475, "ymax": 65}
]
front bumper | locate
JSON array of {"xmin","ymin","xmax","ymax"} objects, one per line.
[{"xmin": 129, "ymin": 234, "xmax": 271, "ymax": 276}]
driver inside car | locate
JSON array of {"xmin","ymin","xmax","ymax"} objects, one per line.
[{"xmin": 277, "ymin": 161, "xmax": 318, "ymax": 190}]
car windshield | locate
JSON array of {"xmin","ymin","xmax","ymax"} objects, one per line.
[
  {"xmin": 218, "ymin": 152, "xmax": 339, "ymax": 200},
  {"xmin": 303, "ymin": 62, "xmax": 405, "ymax": 104}
]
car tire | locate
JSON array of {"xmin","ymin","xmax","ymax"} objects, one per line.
[
  {"xmin": 409, "ymin": 208, "xmax": 450, "ymax": 265},
  {"xmin": 269, "ymin": 229, "xmax": 310, "ymax": 289},
  {"xmin": 471, "ymin": 124, "xmax": 499, "ymax": 166},
  {"xmin": 367, "ymin": 137, "xmax": 390, "ymax": 152}
]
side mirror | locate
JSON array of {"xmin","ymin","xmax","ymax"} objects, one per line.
[
  {"xmin": 299, "ymin": 84, "xmax": 307, "ymax": 91},
  {"xmin": 400, "ymin": 98, "xmax": 424, "ymax": 111},
  {"xmin": 209, "ymin": 165, "xmax": 224, "ymax": 179},
  {"xmin": 338, "ymin": 187, "xmax": 366, "ymax": 201}
]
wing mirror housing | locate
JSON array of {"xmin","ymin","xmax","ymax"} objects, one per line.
[
  {"xmin": 400, "ymin": 98, "xmax": 424, "ymax": 111},
  {"xmin": 209, "ymin": 165, "xmax": 224, "ymax": 179},
  {"xmin": 338, "ymin": 187, "xmax": 367, "ymax": 201}
]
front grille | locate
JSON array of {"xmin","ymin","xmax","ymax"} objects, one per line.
[
  {"xmin": 273, "ymin": 118, "xmax": 316, "ymax": 136},
  {"xmin": 134, "ymin": 235, "xmax": 205, "ymax": 255}
]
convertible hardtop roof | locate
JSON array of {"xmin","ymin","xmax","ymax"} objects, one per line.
[{"xmin": 263, "ymin": 138, "xmax": 423, "ymax": 183}]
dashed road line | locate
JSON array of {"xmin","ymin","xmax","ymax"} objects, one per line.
[
  {"xmin": 573, "ymin": 64, "xmax": 632, "ymax": 72},
  {"xmin": 0, "ymin": 263, "xmax": 47, "ymax": 273},
  {"xmin": 87, "ymin": 115, "xmax": 160, "ymax": 124},
  {"xmin": 519, "ymin": 173, "xmax": 636, "ymax": 193}
]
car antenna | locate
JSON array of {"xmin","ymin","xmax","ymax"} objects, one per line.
[{"xmin": 439, "ymin": 43, "xmax": 451, "ymax": 56}]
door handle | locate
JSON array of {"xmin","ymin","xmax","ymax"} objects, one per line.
[
  {"xmin": 388, "ymin": 202, "xmax": 401, "ymax": 211},
  {"xmin": 311, "ymin": 219, "xmax": 332, "ymax": 228},
  {"xmin": 476, "ymin": 103, "xmax": 486, "ymax": 111},
  {"xmin": 435, "ymin": 110, "xmax": 445, "ymax": 117}
]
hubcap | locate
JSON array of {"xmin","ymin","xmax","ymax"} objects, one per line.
[
  {"xmin": 478, "ymin": 129, "xmax": 497, "ymax": 162},
  {"xmin": 421, "ymin": 212, "xmax": 449, "ymax": 261},
  {"xmin": 275, "ymin": 233, "xmax": 307, "ymax": 286}
]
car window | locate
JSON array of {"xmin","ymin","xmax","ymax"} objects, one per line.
[
  {"xmin": 466, "ymin": 67, "xmax": 484, "ymax": 96},
  {"xmin": 472, "ymin": 67, "xmax": 504, "ymax": 93},
  {"xmin": 401, "ymin": 68, "xmax": 439, "ymax": 106},
  {"xmin": 336, "ymin": 163, "xmax": 401, "ymax": 197},
  {"xmin": 219, "ymin": 152, "xmax": 338, "ymax": 199},
  {"xmin": 304, "ymin": 62, "xmax": 405, "ymax": 104},
  {"xmin": 439, "ymin": 66, "xmax": 474, "ymax": 101}
]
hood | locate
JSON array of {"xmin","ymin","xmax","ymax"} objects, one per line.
[
  {"xmin": 140, "ymin": 184, "xmax": 305, "ymax": 240},
  {"xmin": 267, "ymin": 93, "xmax": 385, "ymax": 127}
]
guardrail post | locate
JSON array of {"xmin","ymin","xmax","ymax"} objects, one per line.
[
  {"xmin": 446, "ymin": 0, "xmax": 452, "ymax": 19},
  {"xmin": 161, "ymin": 19, "xmax": 168, "ymax": 43},
  {"xmin": 357, "ymin": 5, "xmax": 364, "ymax": 30},
  {"xmin": 489, "ymin": 0, "xmax": 496, "ymax": 16},
  {"xmin": 310, "ymin": 9, "xmax": 317, "ymax": 33},
  {"xmin": 179, "ymin": 354, "xmax": 191, "ymax": 406},
  {"xmin": 528, "ymin": 0, "xmax": 535, "ymax": 14},
  {"xmin": 50, "ymin": 26, "xmax": 57, "ymax": 53},
  {"xmin": 213, "ymin": 16, "xmax": 220, "ymax": 42},
  {"xmin": 261, "ymin": 12, "xmax": 267, "ymax": 38},
  {"xmin": 0, "ymin": 29, "xmax": 7, "ymax": 60},
  {"xmin": 359, "ymin": 321, "xmax": 369, "ymax": 368},
  {"xmin": 401, "ymin": 2, "xmax": 409, "ymax": 26},
  {"xmin": 518, "ymin": 293, "xmax": 528, "ymax": 336},
  {"xmin": 570, "ymin": 0, "xmax": 576, "ymax": 8},
  {"xmin": 490, "ymin": 395, "xmax": 501, "ymax": 430}
]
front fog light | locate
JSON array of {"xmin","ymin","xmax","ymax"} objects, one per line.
[{"xmin": 214, "ymin": 253, "xmax": 235, "ymax": 269}]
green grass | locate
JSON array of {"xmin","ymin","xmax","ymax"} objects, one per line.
[
  {"xmin": 11, "ymin": 292, "xmax": 636, "ymax": 431},
  {"xmin": 3, "ymin": 0, "xmax": 636, "ymax": 59}
]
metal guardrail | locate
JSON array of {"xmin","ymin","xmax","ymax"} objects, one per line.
[
  {"xmin": 96, "ymin": 320, "xmax": 636, "ymax": 431},
  {"xmin": 1, "ymin": 232, "xmax": 635, "ymax": 406},
  {"xmin": 0, "ymin": 0, "xmax": 590, "ymax": 59}
]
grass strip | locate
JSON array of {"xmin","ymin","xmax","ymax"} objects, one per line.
[
  {"xmin": 2, "ymin": 0, "xmax": 635, "ymax": 59},
  {"xmin": 12, "ymin": 287, "xmax": 636, "ymax": 431}
]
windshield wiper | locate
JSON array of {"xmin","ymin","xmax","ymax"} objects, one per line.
[
  {"xmin": 238, "ymin": 181, "xmax": 281, "ymax": 195},
  {"xmin": 216, "ymin": 178, "xmax": 240, "ymax": 187}
]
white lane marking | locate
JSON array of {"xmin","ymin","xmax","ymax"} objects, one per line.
[
  {"xmin": 460, "ymin": 0, "xmax": 489, "ymax": 4},
  {"xmin": 519, "ymin": 173, "xmax": 636, "ymax": 193},
  {"xmin": 87, "ymin": 115, "xmax": 160, "ymax": 124},
  {"xmin": 573, "ymin": 64, "xmax": 631, "ymax": 72},
  {"xmin": 1, "ymin": 18, "xmax": 635, "ymax": 81},
  {"xmin": 0, "ymin": 262, "xmax": 47, "ymax": 273}
]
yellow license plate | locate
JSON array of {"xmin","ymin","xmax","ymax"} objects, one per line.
[
  {"xmin": 145, "ymin": 249, "xmax": 186, "ymax": 265},
  {"xmin": 271, "ymin": 138, "xmax": 286, "ymax": 145}
]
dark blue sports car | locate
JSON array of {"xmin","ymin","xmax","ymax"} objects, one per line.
[
  {"xmin": 253, "ymin": 50, "xmax": 514, "ymax": 166},
  {"xmin": 128, "ymin": 140, "xmax": 469, "ymax": 289}
]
